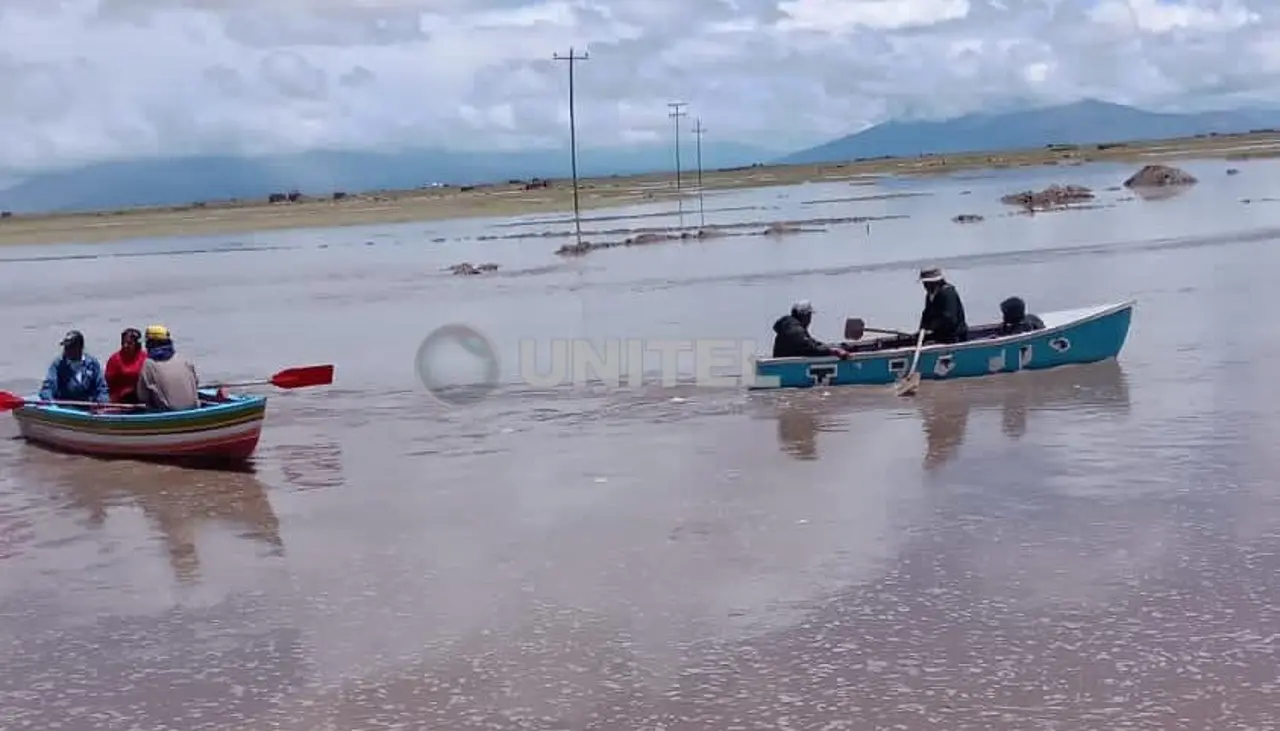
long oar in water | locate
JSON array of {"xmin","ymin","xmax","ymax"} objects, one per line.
[
  {"xmin": 893, "ymin": 330, "xmax": 928, "ymax": 396},
  {"xmin": 0, "ymin": 365, "xmax": 335, "ymax": 413},
  {"xmin": 843, "ymin": 318, "xmax": 913, "ymax": 341},
  {"xmin": 208, "ymin": 364, "xmax": 335, "ymax": 390}
]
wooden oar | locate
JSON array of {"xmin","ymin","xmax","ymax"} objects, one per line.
[
  {"xmin": 0, "ymin": 365, "xmax": 334, "ymax": 413},
  {"xmin": 844, "ymin": 317, "xmax": 913, "ymax": 341},
  {"xmin": 894, "ymin": 329, "xmax": 928, "ymax": 397},
  {"xmin": 208, "ymin": 364, "xmax": 334, "ymax": 390},
  {"xmin": 0, "ymin": 392, "xmax": 142, "ymax": 412}
]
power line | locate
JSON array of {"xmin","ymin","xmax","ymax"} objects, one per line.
[
  {"xmin": 691, "ymin": 117, "xmax": 706, "ymax": 227},
  {"xmin": 553, "ymin": 47, "xmax": 589, "ymax": 247},
  {"xmin": 667, "ymin": 101, "xmax": 687, "ymax": 191}
]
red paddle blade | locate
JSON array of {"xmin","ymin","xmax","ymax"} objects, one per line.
[
  {"xmin": 0, "ymin": 391, "xmax": 27, "ymax": 411},
  {"xmin": 269, "ymin": 364, "xmax": 334, "ymax": 389}
]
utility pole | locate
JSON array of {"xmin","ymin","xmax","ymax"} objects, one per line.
[
  {"xmin": 667, "ymin": 102, "xmax": 687, "ymax": 190},
  {"xmin": 691, "ymin": 117, "xmax": 706, "ymax": 227},
  {"xmin": 553, "ymin": 47, "xmax": 589, "ymax": 247}
]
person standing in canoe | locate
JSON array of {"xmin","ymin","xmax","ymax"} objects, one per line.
[
  {"xmin": 105, "ymin": 328, "xmax": 147, "ymax": 404},
  {"xmin": 39, "ymin": 330, "xmax": 109, "ymax": 404},
  {"xmin": 136, "ymin": 325, "xmax": 200, "ymax": 411},
  {"xmin": 772, "ymin": 300, "xmax": 851, "ymax": 359},
  {"xmin": 917, "ymin": 267, "xmax": 969, "ymax": 344}
]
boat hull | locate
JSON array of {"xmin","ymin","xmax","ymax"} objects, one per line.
[
  {"xmin": 752, "ymin": 300, "xmax": 1134, "ymax": 390},
  {"xmin": 13, "ymin": 389, "xmax": 266, "ymax": 463}
]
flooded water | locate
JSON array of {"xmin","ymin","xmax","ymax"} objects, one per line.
[{"xmin": 3, "ymin": 158, "xmax": 1280, "ymax": 729}]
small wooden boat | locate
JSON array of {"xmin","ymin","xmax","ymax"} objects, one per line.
[
  {"xmin": 12, "ymin": 389, "xmax": 266, "ymax": 463},
  {"xmin": 752, "ymin": 300, "xmax": 1135, "ymax": 390}
]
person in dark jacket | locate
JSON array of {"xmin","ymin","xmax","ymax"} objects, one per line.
[
  {"xmin": 772, "ymin": 300, "xmax": 850, "ymax": 359},
  {"xmin": 998, "ymin": 296, "xmax": 1045, "ymax": 335},
  {"xmin": 39, "ymin": 330, "xmax": 109, "ymax": 404},
  {"xmin": 917, "ymin": 267, "xmax": 968, "ymax": 344}
]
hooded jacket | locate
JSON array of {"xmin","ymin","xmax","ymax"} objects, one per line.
[
  {"xmin": 772, "ymin": 315, "xmax": 834, "ymax": 358},
  {"xmin": 137, "ymin": 340, "xmax": 200, "ymax": 411}
]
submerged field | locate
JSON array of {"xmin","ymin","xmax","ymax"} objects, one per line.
[
  {"xmin": 3, "ymin": 156, "xmax": 1280, "ymax": 728},
  {"xmin": 1, "ymin": 129, "xmax": 1279, "ymax": 246}
]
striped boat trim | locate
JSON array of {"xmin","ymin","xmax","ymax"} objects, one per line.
[
  {"xmin": 16, "ymin": 405, "xmax": 265, "ymax": 436},
  {"xmin": 14, "ymin": 398, "xmax": 267, "ymax": 461},
  {"xmin": 25, "ymin": 428, "xmax": 262, "ymax": 458},
  {"xmin": 14, "ymin": 396, "xmax": 266, "ymax": 437}
]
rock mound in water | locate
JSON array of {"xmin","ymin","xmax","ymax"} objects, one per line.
[
  {"xmin": 1123, "ymin": 164, "xmax": 1197, "ymax": 188},
  {"xmin": 448, "ymin": 262, "xmax": 499, "ymax": 275},
  {"xmin": 952, "ymin": 214, "xmax": 983, "ymax": 224},
  {"xmin": 1000, "ymin": 184, "xmax": 1094, "ymax": 209}
]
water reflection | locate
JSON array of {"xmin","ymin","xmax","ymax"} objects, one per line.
[
  {"xmin": 768, "ymin": 361, "xmax": 1131, "ymax": 470},
  {"xmin": 1131, "ymin": 184, "xmax": 1192, "ymax": 202},
  {"xmin": 273, "ymin": 439, "xmax": 345, "ymax": 491},
  {"xmin": 11, "ymin": 452, "xmax": 283, "ymax": 582}
]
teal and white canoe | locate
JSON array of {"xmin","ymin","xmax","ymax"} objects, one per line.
[{"xmin": 751, "ymin": 300, "xmax": 1135, "ymax": 390}]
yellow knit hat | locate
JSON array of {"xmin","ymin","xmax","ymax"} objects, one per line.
[{"xmin": 144, "ymin": 324, "xmax": 171, "ymax": 341}]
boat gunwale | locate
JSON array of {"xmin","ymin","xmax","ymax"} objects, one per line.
[
  {"xmin": 12, "ymin": 390, "xmax": 267, "ymax": 425},
  {"xmin": 754, "ymin": 299, "xmax": 1135, "ymax": 367}
]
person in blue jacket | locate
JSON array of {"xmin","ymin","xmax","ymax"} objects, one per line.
[{"xmin": 39, "ymin": 330, "xmax": 109, "ymax": 404}]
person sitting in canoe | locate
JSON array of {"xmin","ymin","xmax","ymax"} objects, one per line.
[
  {"xmin": 39, "ymin": 330, "xmax": 109, "ymax": 405},
  {"xmin": 105, "ymin": 328, "xmax": 147, "ymax": 404},
  {"xmin": 997, "ymin": 296, "xmax": 1046, "ymax": 335},
  {"xmin": 917, "ymin": 267, "xmax": 969, "ymax": 344},
  {"xmin": 136, "ymin": 325, "xmax": 200, "ymax": 411},
  {"xmin": 772, "ymin": 300, "xmax": 850, "ymax": 359}
]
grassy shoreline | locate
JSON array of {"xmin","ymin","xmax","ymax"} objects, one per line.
[{"xmin": 2, "ymin": 131, "xmax": 1278, "ymax": 247}]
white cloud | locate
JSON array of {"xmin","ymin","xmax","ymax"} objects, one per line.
[
  {"xmin": 1088, "ymin": 0, "xmax": 1258, "ymax": 34},
  {"xmin": 778, "ymin": 0, "xmax": 972, "ymax": 31},
  {"xmin": 0, "ymin": 0, "xmax": 1277, "ymax": 173}
]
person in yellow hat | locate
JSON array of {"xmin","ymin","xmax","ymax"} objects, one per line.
[{"xmin": 136, "ymin": 324, "xmax": 201, "ymax": 411}]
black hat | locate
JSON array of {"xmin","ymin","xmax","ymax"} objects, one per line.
[{"xmin": 60, "ymin": 330, "xmax": 85, "ymax": 347}]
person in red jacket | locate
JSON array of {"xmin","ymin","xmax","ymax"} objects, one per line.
[{"xmin": 105, "ymin": 328, "xmax": 147, "ymax": 403}]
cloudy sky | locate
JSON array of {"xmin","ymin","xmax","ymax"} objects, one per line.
[{"xmin": 0, "ymin": 0, "xmax": 1275, "ymax": 173}]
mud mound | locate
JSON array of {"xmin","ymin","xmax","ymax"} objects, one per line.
[
  {"xmin": 555, "ymin": 229, "xmax": 727, "ymax": 257},
  {"xmin": 1000, "ymin": 184, "xmax": 1094, "ymax": 209},
  {"xmin": 760, "ymin": 222, "xmax": 824, "ymax": 236},
  {"xmin": 1123, "ymin": 164, "xmax": 1197, "ymax": 188},
  {"xmin": 447, "ymin": 262, "xmax": 499, "ymax": 275}
]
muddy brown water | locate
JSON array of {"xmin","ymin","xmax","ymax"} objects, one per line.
[{"xmin": 3, "ymin": 159, "xmax": 1280, "ymax": 729}]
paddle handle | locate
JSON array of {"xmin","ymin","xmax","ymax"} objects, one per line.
[
  {"xmin": 207, "ymin": 380, "xmax": 267, "ymax": 389},
  {"xmin": 905, "ymin": 329, "xmax": 927, "ymax": 377},
  {"xmin": 23, "ymin": 398, "xmax": 143, "ymax": 409},
  {"xmin": 893, "ymin": 329, "xmax": 928, "ymax": 396},
  {"xmin": 867, "ymin": 326, "xmax": 914, "ymax": 338}
]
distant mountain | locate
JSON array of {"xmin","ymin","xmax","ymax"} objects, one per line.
[
  {"xmin": 779, "ymin": 99, "xmax": 1280, "ymax": 165},
  {"xmin": 0, "ymin": 141, "xmax": 776, "ymax": 214}
]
